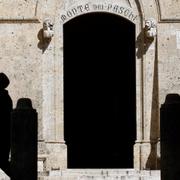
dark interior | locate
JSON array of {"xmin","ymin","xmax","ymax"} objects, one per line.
[{"xmin": 64, "ymin": 13, "xmax": 136, "ymax": 168}]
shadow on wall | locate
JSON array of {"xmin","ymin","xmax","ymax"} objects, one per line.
[
  {"xmin": 146, "ymin": 36, "xmax": 160, "ymax": 170},
  {"xmin": 136, "ymin": 27, "xmax": 160, "ymax": 169},
  {"xmin": 136, "ymin": 27, "xmax": 154, "ymax": 59},
  {"xmin": 0, "ymin": 73, "xmax": 38, "ymax": 179},
  {"xmin": 37, "ymin": 29, "xmax": 52, "ymax": 53},
  {"xmin": 0, "ymin": 73, "xmax": 13, "ymax": 177},
  {"xmin": 136, "ymin": 24, "xmax": 160, "ymax": 169},
  {"xmin": 146, "ymin": 35, "xmax": 160, "ymax": 170}
]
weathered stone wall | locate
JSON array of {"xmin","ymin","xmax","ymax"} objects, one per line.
[
  {"xmin": 158, "ymin": 23, "xmax": 180, "ymax": 104},
  {"xmin": 0, "ymin": 0, "xmax": 67, "ymax": 176},
  {"xmin": 0, "ymin": 23, "xmax": 43, "ymax": 139},
  {"xmin": 0, "ymin": 0, "xmax": 180, "ymax": 178}
]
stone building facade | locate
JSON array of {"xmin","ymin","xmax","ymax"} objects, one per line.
[{"xmin": 0, "ymin": 0, "xmax": 180, "ymax": 179}]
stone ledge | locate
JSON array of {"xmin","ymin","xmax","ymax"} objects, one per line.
[
  {"xmin": 0, "ymin": 0, "xmax": 39, "ymax": 20},
  {"xmin": 0, "ymin": 18, "xmax": 40, "ymax": 24}
]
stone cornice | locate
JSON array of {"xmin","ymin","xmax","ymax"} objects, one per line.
[{"xmin": 0, "ymin": 17, "xmax": 40, "ymax": 23}]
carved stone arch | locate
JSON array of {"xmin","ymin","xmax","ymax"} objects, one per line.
[{"xmin": 42, "ymin": 0, "xmax": 160, "ymax": 171}]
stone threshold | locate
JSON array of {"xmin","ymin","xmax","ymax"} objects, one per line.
[
  {"xmin": 0, "ymin": 169, "xmax": 161, "ymax": 180},
  {"xmin": 40, "ymin": 169, "xmax": 160, "ymax": 180}
]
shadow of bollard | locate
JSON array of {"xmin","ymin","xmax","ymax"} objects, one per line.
[
  {"xmin": 10, "ymin": 98, "xmax": 37, "ymax": 180},
  {"xmin": 160, "ymin": 94, "xmax": 180, "ymax": 180}
]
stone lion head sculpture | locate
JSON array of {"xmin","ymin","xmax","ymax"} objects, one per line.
[{"xmin": 145, "ymin": 18, "xmax": 157, "ymax": 38}]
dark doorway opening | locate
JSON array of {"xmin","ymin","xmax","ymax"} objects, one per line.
[{"xmin": 64, "ymin": 13, "xmax": 136, "ymax": 168}]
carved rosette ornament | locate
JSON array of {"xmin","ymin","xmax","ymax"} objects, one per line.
[
  {"xmin": 43, "ymin": 18, "xmax": 54, "ymax": 39},
  {"xmin": 144, "ymin": 18, "xmax": 157, "ymax": 39}
]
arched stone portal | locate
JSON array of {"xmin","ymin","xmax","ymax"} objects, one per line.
[
  {"xmin": 43, "ymin": 0, "xmax": 160, "ymax": 172},
  {"xmin": 64, "ymin": 13, "xmax": 136, "ymax": 168}
]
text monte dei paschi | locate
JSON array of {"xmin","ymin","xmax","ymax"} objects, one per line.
[{"xmin": 61, "ymin": 3, "xmax": 137, "ymax": 23}]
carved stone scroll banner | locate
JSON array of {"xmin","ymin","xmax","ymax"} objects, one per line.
[
  {"xmin": 60, "ymin": 3, "xmax": 137, "ymax": 23},
  {"xmin": 0, "ymin": 0, "xmax": 39, "ymax": 22}
]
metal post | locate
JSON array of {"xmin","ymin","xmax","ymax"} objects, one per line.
[
  {"xmin": 161, "ymin": 94, "xmax": 180, "ymax": 180},
  {"xmin": 11, "ymin": 98, "xmax": 37, "ymax": 180}
]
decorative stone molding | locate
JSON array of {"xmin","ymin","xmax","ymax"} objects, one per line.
[
  {"xmin": 144, "ymin": 18, "xmax": 157, "ymax": 39},
  {"xmin": 43, "ymin": 18, "xmax": 54, "ymax": 39},
  {"xmin": 0, "ymin": 18, "xmax": 40, "ymax": 24},
  {"xmin": 157, "ymin": 0, "xmax": 180, "ymax": 22},
  {"xmin": 0, "ymin": 0, "xmax": 39, "ymax": 21}
]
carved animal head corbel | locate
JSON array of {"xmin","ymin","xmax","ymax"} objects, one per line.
[
  {"xmin": 144, "ymin": 18, "xmax": 157, "ymax": 39},
  {"xmin": 43, "ymin": 18, "xmax": 54, "ymax": 39}
]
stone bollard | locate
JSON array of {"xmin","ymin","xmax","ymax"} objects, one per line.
[
  {"xmin": 160, "ymin": 94, "xmax": 180, "ymax": 180},
  {"xmin": 10, "ymin": 98, "xmax": 37, "ymax": 180}
]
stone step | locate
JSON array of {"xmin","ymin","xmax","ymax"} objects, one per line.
[
  {"xmin": 60, "ymin": 169, "xmax": 160, "ymax": 177},
  {"xmin": 42, "ymin": 169, "xmax": 160, "ymax": 180},
  {"xmin": 41, "ymin": 177, "xmax": 160, "ymax": 180},
  {"xmin": 0, "ymin": 169, "xmax": 161, "ymax": 180}
]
